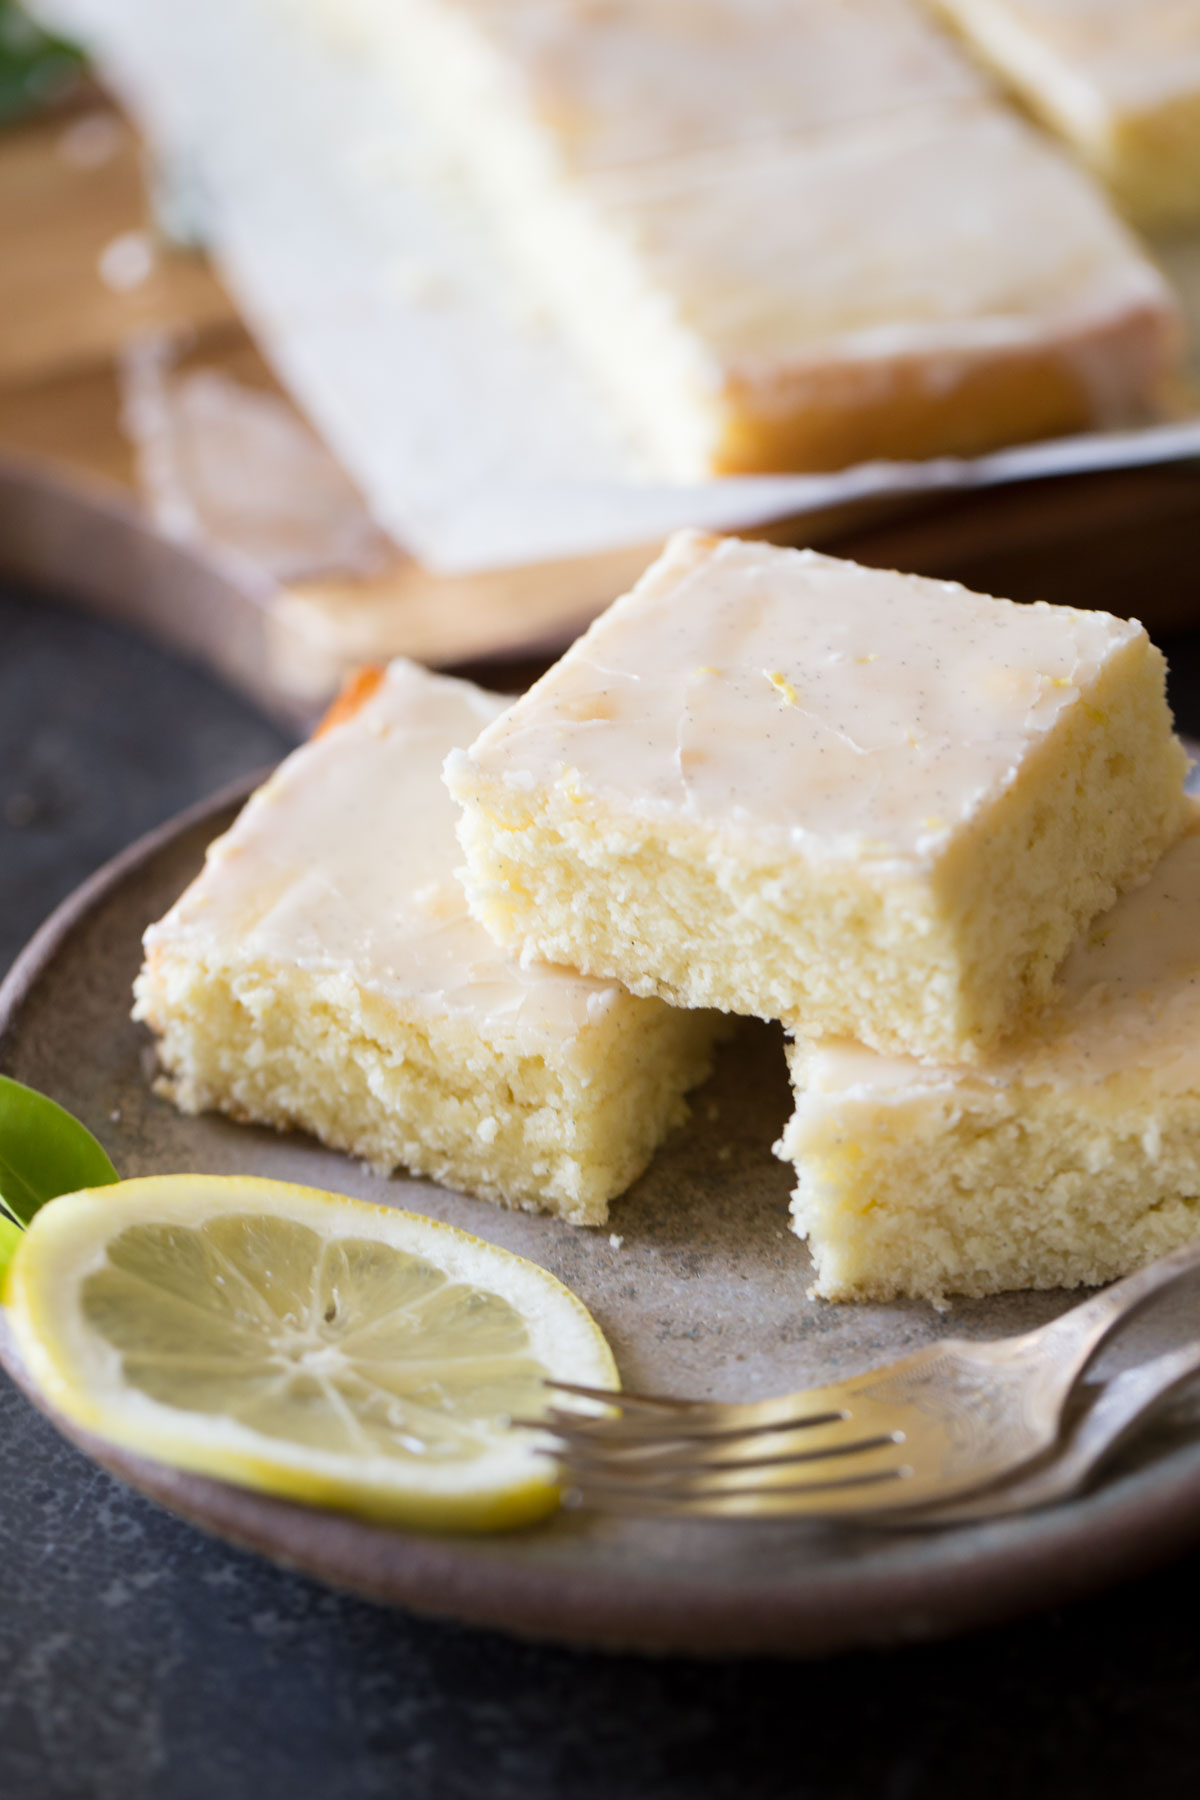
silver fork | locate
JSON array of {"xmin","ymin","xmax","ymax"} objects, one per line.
[
  {"xmin": 532, "ymin": 1238, "xmax": 1200, "ymax": 1520},
  {"xmin": 898, "ymin": 1340, "xmax": 1200, "ymax": 1526}
]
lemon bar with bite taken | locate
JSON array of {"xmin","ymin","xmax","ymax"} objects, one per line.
[
  {"xmin": 446, "ymin": 532, "xmax": 1188, "ymax": 1066},
  {"xmin": 778, "ymin": 804, "xmax": 1200, "ymax": 1301},
  {"xmin": 133, "ymin": 660, "xmax": 721, "ymax": 1225}
]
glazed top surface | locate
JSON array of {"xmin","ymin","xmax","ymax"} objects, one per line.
[
  {"xmin": 452, "ymin": 531, "xmax": 1156, "ymax": 874},
  {"xmin": 145, "ymin": 659, "xmax": 631, "ymax": 1055},
  {"xmin": 432, "ymin": 0, "xmax": 988, "ymax": 170}
]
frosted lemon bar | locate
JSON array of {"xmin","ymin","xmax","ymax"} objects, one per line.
[
  {"xmin": 930, "ymin": 0, "xmax": 1200, "ymax": 227},
  {"xmin": 778, "ymin": 806, "xmax": 1200, "ymax": 1301},
  {"xmin": 133, "ymin": 660, "xmax": 720, "ymax": 1226},
  {"xmin": 332, "ymin": 0, "xmax": 1179, "ymax": 473},
  {"xmin": 446, "ymin": 532, "xmax": 1188, "ymax": 1065},
  {"xmin": 524, "ymin": 106, "xmax": 1177, "ymax": 477}
]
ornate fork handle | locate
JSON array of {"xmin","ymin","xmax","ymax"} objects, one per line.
[
  {"xmin": 867, "ymin": 1235, "xmax": 1200, "ymax": 1485},
  {"xmin": 897, "ymin": 1341, "xmax": 1200, "ymax": 1526},
  {"xmin": 1022, "ymin": 1234, "xmax": 1200, "ymax": 1382}
]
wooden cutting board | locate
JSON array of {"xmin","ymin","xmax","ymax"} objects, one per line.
[{"xmin": 3, "ymin": 92, "xmax": 1199, "ymax": 723}]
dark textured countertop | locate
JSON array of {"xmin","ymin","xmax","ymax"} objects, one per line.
[{"xmin": 3, "ymin": 582, "xmax": 1200, "ymax": 1800}]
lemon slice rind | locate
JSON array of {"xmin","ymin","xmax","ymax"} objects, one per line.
[{"xmin": 5, "ymin": 1175, "xmax": 618, "ymax": 1533}]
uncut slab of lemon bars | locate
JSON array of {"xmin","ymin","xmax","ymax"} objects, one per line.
[{"xmin": 137, "ymin": 531, "xmax": 1200, "ymax": 1304}]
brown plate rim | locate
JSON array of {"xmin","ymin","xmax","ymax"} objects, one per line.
[{"xmin": 4, "ymin": 788, "xmax": 1200, "ymax": 1660}]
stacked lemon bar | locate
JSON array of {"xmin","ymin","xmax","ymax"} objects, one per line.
[
  {"xmin": 446, "ymin": 531, "xmax": 1200, "ymax": 1301},
  {"xmin": 134, "ymin": 660, "xmax": 722, "ymax": 1226}
]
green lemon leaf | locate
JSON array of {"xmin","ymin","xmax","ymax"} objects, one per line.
[
  {"xmin": 0, "ymin": 1076, "xmax": 119, "ymax": 1228},
  {"xmin": 0, "ymin": 1, "xmax": 86, "ymax": 125}
]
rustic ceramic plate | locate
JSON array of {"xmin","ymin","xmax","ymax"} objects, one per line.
[{"xmin": 2, "ymin": 780, "xmax": 1200, "ymax": 1657}]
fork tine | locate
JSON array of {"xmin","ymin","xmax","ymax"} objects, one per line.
[
  {"xmin": 528, "ymin": 1411, "xmax": 849, "ymax": 1440},
  {"xmin": 555, "ymin": 1430, "xmax": 903, "ymax": 1478},
  {"xmin": 541, "ymin": 1379, "xmax": 780, "ymax": 1425},
  {"xmin": 521, "ymin": 1405, "xmax": 853, "ymax": 1447},
  {"xmin": 563, "ymin": 1462, "xmax": 912, "ymax": 1517},
  {"xmin": 525, "ymin": 1404, "xmax": 869, "ymax": 1460},
  {"xmin": 542, "ymin": 1379, "xmax": 693, "ymax": 1413},
  {"xmin": 534, "ymin": 1399, "xmax": 852, "ymax": 1446},
  {"xmin": 541, "ymin": 1378, "xmax": 855, "ymax": 1437}
]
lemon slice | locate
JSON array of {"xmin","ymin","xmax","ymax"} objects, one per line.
[{"xmin": 5, "ymin": 1175, "xmax": 617, "ymax": 1531}]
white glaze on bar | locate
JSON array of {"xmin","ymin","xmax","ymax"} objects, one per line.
[
  {"xmin": 351, "ymin": 0, "xmax": 988, "ymax": 173},
  {"xmin": 143, "ymin": 660, "xmax": 625, "ymax": 1059},
  {"xmin": 452, "ymin": 532, "xmax": 1146, "ymax": 870},
  {"xmin": 579, "ymin": 105, "xmax": 1169, "ymax": 370},
  {"xmin": 798, "ymin": 806, "xmax": 1200, "ymax": 1104}
]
